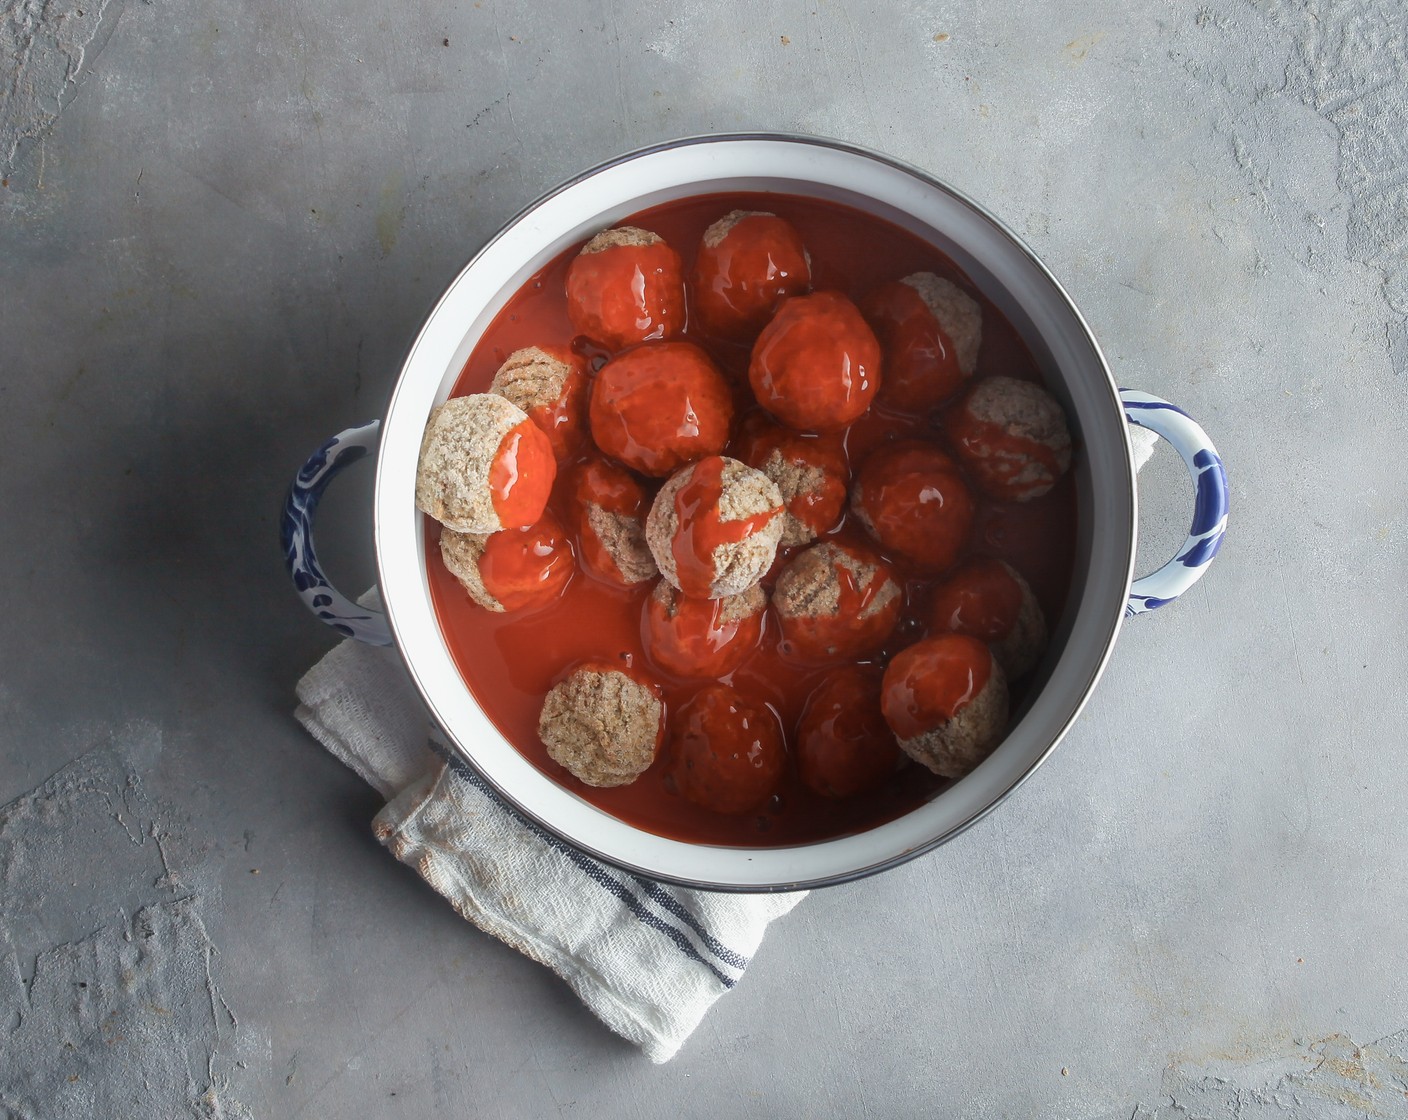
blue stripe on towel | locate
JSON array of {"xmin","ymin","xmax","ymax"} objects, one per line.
[
  {"xmin": 439, "ymin": 750, "xmax": 741, "ymax": 989},
  {"xmin": 630, "ymin": 876, "xmax": 751, "ymax": 972}
]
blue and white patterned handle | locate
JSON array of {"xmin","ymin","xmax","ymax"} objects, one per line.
[
  {"xmin": 281, "ymin": 422, "xmax": 393, "ymax": 645},
  {"xmin": 1121, "ymin": 390, "xmax": 1229, "ymax": 616}
]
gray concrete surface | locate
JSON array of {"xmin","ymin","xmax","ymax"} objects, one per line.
[{"xmin": 2, "ymin": 0, "xmax": 1405, "ymax": 1115}]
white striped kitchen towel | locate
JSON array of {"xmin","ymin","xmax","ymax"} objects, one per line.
[{"xmin": 295, "ymin": 625, "xmax": 803, "ymax": 1064}]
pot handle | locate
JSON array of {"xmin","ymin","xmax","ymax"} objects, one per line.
[
  {"xmin": 281, "ymin": 421, "xmax": 393, "ymax": 645},
  {"xmin": 1121, "ymin": 390, "xmax": 1229, "ymax": 616}
]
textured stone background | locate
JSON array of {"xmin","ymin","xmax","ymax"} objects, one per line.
[{"xmin": 2, "ymin": 1, "xmax": 1405, "ymax": 1115}]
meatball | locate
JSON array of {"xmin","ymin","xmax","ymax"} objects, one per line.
[
  {"xmin": 850, "ymin": 441, "xmax": 975, "ymax": 571},
  {"xmin": 733, "ymin": 415, "xmax": 848, "ymax": 546},
  {"xmin": 488, "ymin": 345, "xmax": 589, "ymax": 462},
  {"xmin": 772, "ymin": 539, "xmax": 903, "ymax": 660},
  {"xmin": 692, "ymin": 210, "xmax": 811, "ymax": 340},
  {"xmin": 565, "ymin": 226, "xmax": 685, "ymax": 351},
  {"xmin": 944, "ymin": 376, "xmax": 1072, "ymax": 502},
  {"xmin": 668, "ymin": 684, "xmax": 786, "ymax": 815},
  {"xmin": 415, "ymin": 393, "xmax": 557, "ymax": 534},
  {"xmin": 881, "ymin": 634, "xmax": 1009, "ymax": 779},
  {"xmin": 645, "ymin": 456, "xmax": 785, "ymax": 599},
  {"xmin": 589, "ymin": 341, "xmax": 734, "ymax": 477},
  {"xmin": 439, "ymin": 512, "xmax": 575, "ymax": 613},
  {"xmin": 567, "ymin": 458, "xmax": 657, "ymax": 587},
  {"xmin": 748, "ymin": 291, "xmax": 881, "ymax": 432},
  {"xmin": 538, "ymin": 664, "xmax": 664, "ymax": 788},
  {"xmin": 929, "ymin": 558, "xmax": 1047, "ymax": 680},
  {"xmin": 796, "ymin": 667, "xmax": 902, "ymax": 799},
  {"xmin": 642, "ymin": 580, "xmax": 766, "ymax": 679},
  {"xmin": 861, "ymin": 272, "xmax": 981, "ymax": 412}
]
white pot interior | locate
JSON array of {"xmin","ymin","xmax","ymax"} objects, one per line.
[{"xmin": 374, "ymin": 136, "xmax": 1135, "ymax": 890}]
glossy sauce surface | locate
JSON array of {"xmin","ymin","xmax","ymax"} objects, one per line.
[
  {"xmin": 669, "ymin": 456, "xmax": 782, "ymax": 598},
  {"xmin": 587, "ymin": 342, "xmax": 733, "ymax": 477},
  {"xmin": 487, "ymin": 420, "xmax": 556, "ymax": 528},
  {"xmin": 851, "ymin": 442, "xmax": 975, "ymax": 571},
  {"xmin": 881, "ymin": 634, "xmax": 994, "ymax": 738},
  {"xmin": 930, "ymin": 559, "xmax": 1025, "ymax": 641},
  {"xmin": 693, "ymin": 212, "xmax": 812, "ymax": 338},
  {"xmin": 427, "ymin": 191, "xmax": 1077, "ymax": 846},
  {"xmin": 642, "ymin": 590, "xmax": 763, "ymax": 679},
  {"xmin": 565, "ymin": 238, "xmax": 685, "ymax": 350},
  {"xmin": 477, "ymin": 513, "xmax": 575, "ymax": 612},
  {"xmin": 863, "ymin": 280, "xmax": 966, "ymax": 411},
  {"xmin": 748, "ymin": 291, "xmax": 880, "ymax": 431}
]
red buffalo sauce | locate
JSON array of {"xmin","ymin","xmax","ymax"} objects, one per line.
[
  {"xmin": 863, "ymin": 280, "xmax": 967, "ymax": 411},
  {"xmin": 476, "ymin": 514, "xmax": 575, "ymax": 612},
  {"xmin": 930, "ymin": 558, "xmax": 1025, "ymax": 641},
  {"xmin": 642, "ymin": 589, "xmax": 763, "ymax": 679},
  {"xmin": 669, "ymin": 456, "xmax": 782, "ymax": 598},
  {"xmin": 881, "ymin": 634, "xmax": 994, "ymax": 739},
  {"xmin": 777, "ymin": 540, "xmax": 900, "ymax": 661},
  {"xmin": 486, "ymin": 420, "xmax": 555, "ymax": 528},
  {"xmin": 426, "ymin": 191, "xmax": 1077, "ymax": 847}
]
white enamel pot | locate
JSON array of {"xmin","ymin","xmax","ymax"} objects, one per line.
[{"xmin": 282, "ymin": 134, "xmax": 1228, "ymax": 892}]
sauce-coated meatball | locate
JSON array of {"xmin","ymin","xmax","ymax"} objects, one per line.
[
  {"xmin": 796, "ymin": 667, "xmax": 901, "ymax": 799},
  {"xmin": 881, "ymin": 634, "xmax": 1009, "ymax": 779},
  {"xmin": 692, "ymin": 210, "xmax": 811, "ymax": 339},
  {"xmin": 945, "ymin": 376, "xmax": 1072, "ymax": 502},
  {"xmin": 850, "ymin": 441, "xmax": 975, "ymax": 571},
  {"xmin": 668, "ymin": 684, "xmax": 786, "ymax": 815},
  {"xmin": 748, "ymin": 291, "xmax": 881, "ymax": 432},
  {"xmin": 589, "ymin": 341, "xmax": 733, "ymax": 477},
  {"xmin": 642, "ymin": 581, "xmax": 766, "ymax": 679},
  {"xmin": 565, "ymin": 226, "xmax": 685, "ymax": 351},
  {"xmin": 416, "ymin": 394, "xmax": 557, "ymax": 533},
  {"xmin": 928, "ymin": 558, "xmax": 1047, "ymax": 679}
]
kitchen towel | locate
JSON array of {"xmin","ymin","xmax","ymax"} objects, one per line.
[
  {"xmin": 295, "ymin": 620, "xmax": 803, "ymax": 1064},
  {"xmin": 294, "ymin": 425, "xmax": 1159, "ymax": 1063}
]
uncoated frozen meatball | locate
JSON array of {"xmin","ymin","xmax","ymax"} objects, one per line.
[
  {"xmin": 415, "ymin": 393, "xmax": 557, "ymax": 534},
  {"xmin": 772, "ymin": 539, "xmax": 902, "ymax": 660},
  {"xmin": 944, "ymin": 376, "xmax": 1072, "ymax": 502},
  {"xmin": 881, "ymin": 634, "xmax": 1009, "ymax": 780},
  {"xmin": 928, "ymin": 558, "xmax": 1047, "ymax": 680},
  {"xmin": 645, "ymin": 456, "xmax": 785, "ymax": 599},
  {"xmin": 538, "ymin": 664, "xmax": 665, "ymax": 788},
  {"xmin": 488, "ymin": 345, "xmax": 589, "ymax": 462}
]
